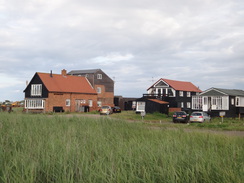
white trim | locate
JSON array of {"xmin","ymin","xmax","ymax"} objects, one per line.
[
  {"xmin": 97, "ymin": 87, "xmax": 102, "ymax": 93},
  {"xmin": 97, "ymin": 74, "xmax": 102, "ymax": 79},
  {"xmin": 179, "ymin": 91, "xmax": 184, "ymax": 97},
  {"xmin": 31, "ymin": 84, "xmax": 42, "ymax": 96},
  {"xmin": 66, "ymin": 99, "xmax": 71, "ymax": 106},
  {"xmin": 25, "ymin": 99, "xmax": 45, "ymax": 109}
]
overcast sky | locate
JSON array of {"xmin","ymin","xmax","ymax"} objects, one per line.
[{"xmin": 0, "ymin": 0, "xmax": 244, "ymax": 101}]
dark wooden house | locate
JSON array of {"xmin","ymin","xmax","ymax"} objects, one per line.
[
  {"xmin": 145, "ymin": 78, "xmax": 202, "ymax": 113},
  {"xmin": 68, "ymin": 69, "xmax": 114, "ymax": 107},
  {"xmin": 192, "ymin": 88, "xmax": 244, "ymax": 117}
]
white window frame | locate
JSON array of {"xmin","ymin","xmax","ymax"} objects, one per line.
[
  {"xmin": 187, "ymin": 92, "xmax": 191, "ymax": 97},
  {"xmin": 97, "ymin": 87, "xmax": 102, "ymax": 93},
  {"xmin": 179, "ymin": 91, "xmax": 184, "ymax": 97},
  {"xmin": 181, "ymin": 102, "xmax": 184, "ymax": 108},
  {"xmin": 88, "ymin": 100, "xmax": 93, "ymax": 107},
  {"xmin": 97, "ymin": 74, "xmax": 102, "ymax": 79},
  {"xmin": 31, "ymin": 84, "xmax": 42, "ymax": 96},
  {"xmin": 25, "ymin": 99, "xmax": 45, "ymax": 109},
  {"xmin": 187, "ymin": 102, "xmax": 191, "ymax": 108},
  {"xmin": 192, "ymin": 96, "xmax": 202, "ymax": 110},
  {"xmin": 66, "ymin": 99, "xmax": 71, "ymax": 106},
  {"xmin": 97, "ymin": 101, "xmax": 102, "ymax": 107}
]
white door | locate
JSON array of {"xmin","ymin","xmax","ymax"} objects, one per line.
[{"xmin": 202, "ymin": 96, "xmax": 209, "ymax": 111}]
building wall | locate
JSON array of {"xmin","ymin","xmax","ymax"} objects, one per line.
[
  {"xmin": 45, "ymin": 92, "xmax": 97, "ymax": 112},
  {"xmin": 95, "ymin": 85, "xmax": 114, "ymax": 106}
]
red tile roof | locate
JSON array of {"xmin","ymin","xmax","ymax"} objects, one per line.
[
  {"xmin": 148, "ymin": 78, "xmax": 202, "ymax": 92},
  {"xmin": 37, "ymin": 72, "xmax": 97, "ymax": 94},
  {"xmin": 148, "ymin": 99, "xmax": 169, "ymax": 104}
]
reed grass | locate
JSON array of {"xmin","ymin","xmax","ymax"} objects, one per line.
[{"xmin": 0, "ymin": 112, "xmax": 243, "ymax": 182}]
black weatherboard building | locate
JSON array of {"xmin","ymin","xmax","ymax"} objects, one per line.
[{"xmin": 145, "ymin": 78, "xmax": 202, "ymax": 113}]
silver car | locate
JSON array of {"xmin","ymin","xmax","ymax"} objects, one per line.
[
  {"xmin": 99, "ymin": 106, "xmax": 113, "ymax": 115},
  {"xmin": 190, "ymin": 112, "xmax": 211, "ymax": 123}
]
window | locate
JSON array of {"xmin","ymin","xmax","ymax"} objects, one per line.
[
  {"xmin": 25, "ymin": 99, "xmax": 45, "ymax": 109},
  {"xmin": 80, "ymin": 99, "xmax": 86, "ymax": 104},
  {"xmin": 97, "ymin": 74, "xmax": 102, "ymax": 79},
  {"xmin": 181, "ymin": 102, "xmax": 184, "ymax": 108},
  {"xmin": 88, "ymin": 100, "xmax": 93, "ymax": 107},
  {"xmin": 187, "ymin": 92, "xmax": 191, "ymax": 97},
  {"xmin": 31, "ymin": 84, "xmax": 42, "ymax": 96},
  {"xmin": 187, "ymin": 102, "xmax": 191, "ymax": 108},
  {"xmin": 66, "ymin": 99, "xmax": 70, "ymax": 106},
  {"xmin": 236, "ymin": 97, "xmax": 240, "ymax": 106},
  {"xmin": 179, "ymin": 91, "xmax": 184, "ymax": 97},
  {"xmin": 97, "ymin": 87, "xmax": 101, "ymax": 93},
  {"xmin": 97, "ymin": 101, "xmax": 102, "ymax": 107},
  {"xmin": 231, "ymin": 98, "xmax": 234, "ymax": 105}
]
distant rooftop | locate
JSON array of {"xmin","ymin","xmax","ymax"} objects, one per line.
[{"xmin": 68, "ymin": 69, "xmax": 100, "ymax": 75}]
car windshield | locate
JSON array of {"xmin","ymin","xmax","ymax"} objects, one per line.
[
  {"xmin": 101, "ymin": 106, "xmax": 109, "ymax": 109},
  {"xmin": 192, "ymin": 113, "xmax": 202, "ymax": 116}
]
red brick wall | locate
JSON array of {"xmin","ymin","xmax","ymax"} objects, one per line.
[
  {"xmin": 95, "ymin": 85, "xmax": 114, "ymax": 106},
  {"xmin": 45, "ymin": 92, "xmax": 98, "ymax": 112}
]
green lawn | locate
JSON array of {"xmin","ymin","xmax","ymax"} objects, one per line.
[{"xmin": 0, "ymin": 112, "xmax": 243, "ymax": 182}]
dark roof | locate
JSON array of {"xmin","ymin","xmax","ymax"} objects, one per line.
[
  {"xmin": 148, "ymin": 78, "xmax": 202, "ymax": 92},
  {"xmin": 36, "ymin": 72, "xmax": 97, "ymax": 94},
  {"xmin": 201, "ymin": 88, "xmax": 244, "ymax": 96},
  {"xmin": 68, "ymin": 69, "xmax": 100, "ymax": 75}
]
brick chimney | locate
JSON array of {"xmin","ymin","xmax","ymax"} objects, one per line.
[{"xmin": 61, "ymin": 69, "xmax": 67, "ymax": 76}]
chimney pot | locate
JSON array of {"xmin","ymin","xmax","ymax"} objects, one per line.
[{"xmin": 62, "ymin": 69, "xmax": 67, "ymax": 76}]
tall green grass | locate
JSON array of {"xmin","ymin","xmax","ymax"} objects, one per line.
[{"xmin": 0, "ymin": 112, "xmax": 243, "ymax": 182}]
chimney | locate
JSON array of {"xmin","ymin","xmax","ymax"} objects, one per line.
[
  {"xmin": 50, "ymin": 70, "xmax": 53, "ymax": 77},
  {"xmin": 61, "ymin": 69, "xmax": 67, "ymax": 76}
]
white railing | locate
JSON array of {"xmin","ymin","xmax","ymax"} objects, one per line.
[{"xmin": 25, "ymin": 99, "xmax": 45, "ymax": 109}]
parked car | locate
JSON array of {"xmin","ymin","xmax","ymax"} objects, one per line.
[
  {"xmin": 172, "ymin": 111, "xmax": 188, "ymax": 123},
  {"xmin": 99, "ymin": 106, "xmax": 113, "ymax": 115},
  {"xmin": 189, "ymin": 111, "xmax": 211, "ymax": 123},
  {"xmin": 112, "ymin": 106, "xmax": 121, "ymax": 113}
]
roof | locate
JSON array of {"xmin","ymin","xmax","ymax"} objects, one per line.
[
  {"xmin": 148, "ymin": 78, "xmax": 202, "ymax": 92},
  {"xmin": 148, "ymin": 99, "xmax": 169, "ymax": 104},
  {"xmin": 201, "ymin": 88, "xmax": 244, "ymax": 96},
  {"xmin": 37, "ymin": 72, "xmax": 97, "ymax": 94},
  {"xmin": 68, "ymin": 69, "xmax": 100, "ymax": 75}
]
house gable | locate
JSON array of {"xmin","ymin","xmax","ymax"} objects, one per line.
[
  {"xmin": 154, "ymin": 80, "xmax": 169, "ymax": 87},
  {"xmin": 200, "ymin": 88, "xmax": 228, "ymax": 96},
  {"xmin": 24, "ymin": 73, "xmax": 48, "ymax": 98}
]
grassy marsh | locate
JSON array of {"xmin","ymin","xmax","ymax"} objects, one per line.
[{"xmin": 0, "ymin": 112, "xmax": 243, "ymax": 182}]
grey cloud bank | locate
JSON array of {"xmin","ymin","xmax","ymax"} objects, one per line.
[{"xmin": 0, "ymin": 0, "xmax": 244, "ymax": 101}]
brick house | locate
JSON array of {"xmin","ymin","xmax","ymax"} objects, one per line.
[
  {"xmin": 68, "ymin": 69, "xmax": 114, "ymax": 108},
  {"xmin": 24, "ymin": 69, "xmax": 97, "ymax": 113}
]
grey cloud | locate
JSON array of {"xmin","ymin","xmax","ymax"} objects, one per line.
[{"xmin": 0, "ymin": 0, "xmax": 244, "ymax": 101}]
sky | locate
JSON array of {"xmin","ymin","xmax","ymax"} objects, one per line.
[{"xmin": 0, "ymin": 0, "xmax": 244, "ymax": 102}]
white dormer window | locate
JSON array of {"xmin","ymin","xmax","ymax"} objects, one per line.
[
  {"xmin": 97, "ymin": 74, "xmax": 102, "ymax": 79},
  {"xmin": 31, "ymin": 84, "xmax": 42, "ymax": 96},
  {"xmin": 187, "ymin": 92, "xmax": 191, "ymax": 97},
  {"xmin": 179, "ymin": 91, "xmax": 184, "ymax": 97}
]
